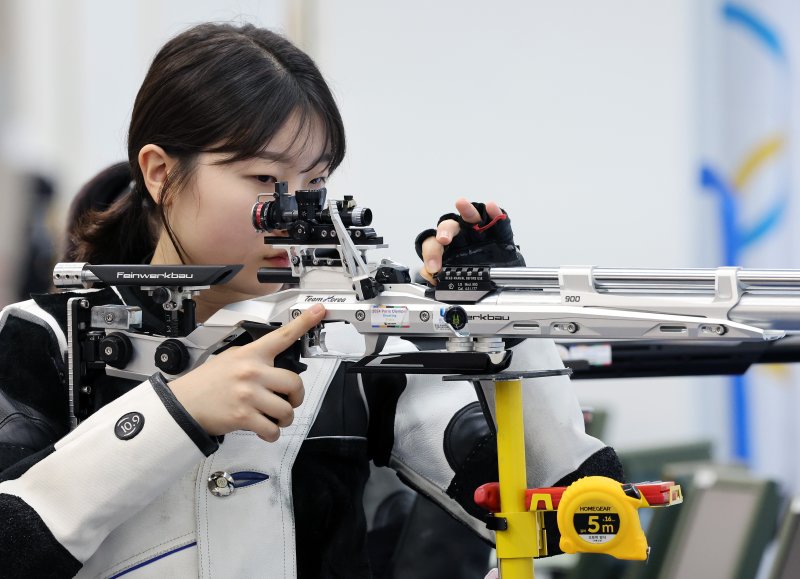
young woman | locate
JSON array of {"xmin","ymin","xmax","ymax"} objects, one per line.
[{"xmin": 0, "ymin": 23, "xmax": 621, "ymax": 578}]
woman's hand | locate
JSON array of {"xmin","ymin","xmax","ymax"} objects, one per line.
[
  {"xmin": 418, "ymin": 198, "xmax": 504, "ymax": 284},
  {"xmin": 416, "ymin": 198, "xmax": 521, "ymax": 284},
  {"xmin": 168, "ymin": 304, "xmax": 326, "ymax": 442}
]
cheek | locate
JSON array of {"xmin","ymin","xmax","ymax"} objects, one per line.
[
  {"xmin": 203, "ymin": 224, "xmax": 259, "ymax": 260},
  {"xmin": 173, "ymin": 194, "xmax": 260, "ymax": 263}
]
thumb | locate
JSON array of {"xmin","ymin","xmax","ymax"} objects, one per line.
[{"xmin": 253, "ymin": 304, "xmax": 326, "ymax": 360}]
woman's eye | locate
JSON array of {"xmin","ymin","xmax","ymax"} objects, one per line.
[
  {"xmin": 309, "ymin": 176, "xmax": 327, "ymax": 186},
  {"xmin": 255, "ymin": 175, "xmax": 277, "ymax": 184}
]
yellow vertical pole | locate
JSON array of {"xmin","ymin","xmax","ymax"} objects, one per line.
[{"xmin": 495, "ymin": 378, "xmax": 535, "ymax": 579}]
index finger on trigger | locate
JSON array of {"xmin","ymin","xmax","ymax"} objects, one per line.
[{"xmin": 255, "ymin": 304, "xmax": 326, "ymax": 361}]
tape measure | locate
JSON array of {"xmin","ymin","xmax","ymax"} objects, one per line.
[{"xmin": 557, "ymin": 476, "xmax": 650, "ymax": 560}]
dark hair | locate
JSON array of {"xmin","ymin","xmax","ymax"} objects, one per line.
[{"xmin": 66, "ymin": 23, "xmax": 345, "ymax": 264}]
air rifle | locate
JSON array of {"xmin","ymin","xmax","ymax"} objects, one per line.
[
  {"xmin": 52, "ymin": 183, "xmax": 800, "ymax": 577},
  {"xmin": 54, "ymin": 188, "xmax": 800, "ymax": 384}
]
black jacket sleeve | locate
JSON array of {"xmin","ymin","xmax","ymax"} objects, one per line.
[
  {"xmin": 0, "ymin": 296, "xmax": 217, "ymax": 577},
  {"xmin": 0, "ymin": 314, "xmax": 69, "ymax": 472}
]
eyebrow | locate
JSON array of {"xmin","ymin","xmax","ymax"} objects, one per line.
[
  {"xmin": 252, "ymin": 151, "xmax": 333, "ymax": 174},
  {"xmin": 252, "ymin": 150, "xmax": 292, "ymax": 163},
  {"xmin": 302, "ymin": 152, "xmax": 332, "ymax": 173}
]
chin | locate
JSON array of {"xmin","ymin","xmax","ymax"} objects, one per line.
[{"xmin": 239, "ymin": 281, "xmax": 284, "ymax": 299}]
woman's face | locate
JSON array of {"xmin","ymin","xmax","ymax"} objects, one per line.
[{"xmin": 159, "ymin": 114, "xmax": 330, "ymax": 305}]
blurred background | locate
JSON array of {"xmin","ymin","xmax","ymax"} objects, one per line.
[{"xmin": 2, "ymin": 1, "xmax": 800, "ymax": 577}]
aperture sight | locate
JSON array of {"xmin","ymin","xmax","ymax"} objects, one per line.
[{"xmin": 251, "ymin": 182, "xmax": 374, "ymax": 244}]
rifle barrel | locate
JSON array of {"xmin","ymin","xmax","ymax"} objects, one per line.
[{"xmin": 489, "ymin": 267, "xmax": 800, "ymax": 294}]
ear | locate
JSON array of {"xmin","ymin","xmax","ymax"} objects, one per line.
[{"xmin": 138, "ymin": 144, "xmax": 178, "ymax": 205}]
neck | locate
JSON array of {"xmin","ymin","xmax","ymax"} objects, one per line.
[
  {"xmin": 151, "ymin": 234, "xmax": 182, "ymax": 266},
  {"xmin": 191, "ymin": 286, "xmax": 253, "ymax": 323}
]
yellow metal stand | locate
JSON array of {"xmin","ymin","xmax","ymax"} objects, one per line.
[
  {"xmin": 475, "ymin": 369, "xmax": 681, "ymax": 578},
  {"xmin": 495, "ymin": 378, "xmax": 536, "ymax": 579}
]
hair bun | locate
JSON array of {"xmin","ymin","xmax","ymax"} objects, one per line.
[{"xmin": 67, "ymin": 162, "xmax": 133, "ymax": 226}]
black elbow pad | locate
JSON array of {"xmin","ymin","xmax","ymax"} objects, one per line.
[{"xmin": 443, "ymin": 401, "xmax": 498, "ymax": 520}]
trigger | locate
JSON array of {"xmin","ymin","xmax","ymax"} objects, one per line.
[{"xmin": 301, "ymin": 326, "xmax": 328, "ymax": 358}]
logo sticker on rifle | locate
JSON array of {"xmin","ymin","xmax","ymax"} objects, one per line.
[
  {"xmin": 370, "ymin": 305, "xmax": 410, "ymax": 328},
  {"xmin": 433, "ymin": 308, "xmax": 451, "ymax": 331}
]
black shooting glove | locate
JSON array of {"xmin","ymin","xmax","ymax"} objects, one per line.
[{"xmin": 414, "ymin": 202, "xmax": 526, "ymax": 272}]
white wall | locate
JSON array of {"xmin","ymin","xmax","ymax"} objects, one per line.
[
  {"xmin": 307, "ymin": 1, "xmax": 721, "ymax": 453},
  {"xmin": 0, "ymin": 1, "xmax": 25, "ymax": 306},
  {"xmin": 1, "ymin": 0, "xmax": 729, "ymax": 454},
  {"xmin": 3, "ymin": 0, "xmax": 290, "ymax": 218}
]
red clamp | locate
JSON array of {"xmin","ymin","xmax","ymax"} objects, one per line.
[{"xmin": 474, "ymin": 480, "xmax": 682, "ymax": 513}]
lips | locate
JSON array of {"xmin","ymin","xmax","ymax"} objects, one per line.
[{"xmin": 263, "ymin": 254, "xmax": 290, "ymax": 267}]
